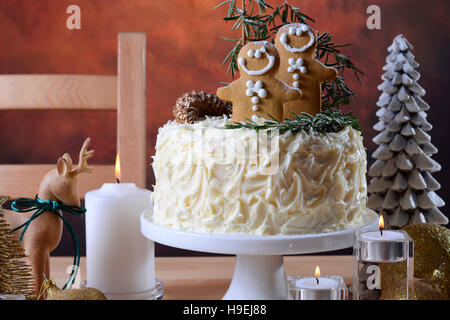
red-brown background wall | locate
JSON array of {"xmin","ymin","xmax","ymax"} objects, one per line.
[{"xmin": 0, "ymin": 0, "xmax": 448, "ymax": 256}]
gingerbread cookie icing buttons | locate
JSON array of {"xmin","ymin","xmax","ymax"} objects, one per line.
[
  {"xmin": 246, "ymin": 80, "xmax": 267, "ymax": 111},
  {"xmin": 287, "ymin": 57, "xmax": 307, "ymax": 88}
]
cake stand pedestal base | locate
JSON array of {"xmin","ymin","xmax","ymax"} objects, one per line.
[{"xmin": 224, "ymin": 255, "xmax": 288, "ymax": 300}]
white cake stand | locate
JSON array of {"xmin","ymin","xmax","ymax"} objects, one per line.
[{"xmin": 140, "ymin": 208, "xmax": 378, "ymax": 300}]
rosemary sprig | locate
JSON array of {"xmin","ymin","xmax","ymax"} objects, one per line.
[
  {"xmin": 224, "ymin": 109, "xmax": 361, "ymax": 134},
  {"xmin": 214, "ymin": 0, "xmax": 363, "ymax": 110},
  {"xmin": 316, "ymin": 32, "xmax": 364, "ymax": 109}
]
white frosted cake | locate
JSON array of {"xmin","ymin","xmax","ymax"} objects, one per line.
[
  {"xmin": 152, "ymin": 116, "xmax": 368, "ymax": 235},
  {"xmin": 151, "ymin": 22, "xmax": 373, "ymax": 236}
]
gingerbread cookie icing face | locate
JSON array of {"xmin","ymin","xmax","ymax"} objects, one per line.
[
  {"xmin": 238, "ymin": 45, "xmax": 276, "ymax": 76},
  {"xmin": 279, "ymin": 24, "xmax": 315, "ymax": 53}
]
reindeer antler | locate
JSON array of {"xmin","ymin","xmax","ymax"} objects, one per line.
[{"xmin": 73, "ymin": 138, "xmax": 94, "ymax": 175}]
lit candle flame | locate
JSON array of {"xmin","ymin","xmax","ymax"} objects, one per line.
[
  {"xmin": 379, "ymin": 214, "xmax": 384, "ymax": 235},
  {"xmin": 314, "ymin": 265, "xmax": 320, "ymax": 278},
  {"xmin": 314, "ymin": 265, "xmax": 320, "ymax": 285},
  {"xmin": 115, "ymin": 154, "xmax": 121, "ymax": 181}
]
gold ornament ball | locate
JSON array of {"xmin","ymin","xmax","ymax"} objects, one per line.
[
  {"xmin": 403, "ymin": 223, "xmax": 449, "ymax": 299},
  {"xmin": 379, "ymin": 223, "xmax": 449, "ymax": 299}
]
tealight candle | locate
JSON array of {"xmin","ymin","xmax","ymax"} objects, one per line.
[
  {"xmin": 359, "ymin": 215, "xmax": 408, "ymax": 263},
  {"xmin": 85, "ymin": 155, "xmax": 156, "ymax": 300},
  {"xmin": 288, "ymin": 266, "xmax": 347, "ymax": 300}
]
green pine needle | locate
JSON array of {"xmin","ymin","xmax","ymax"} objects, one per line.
[{"xmin": 224, "ymin": 109, "xmax": 361, "ymax": 134}]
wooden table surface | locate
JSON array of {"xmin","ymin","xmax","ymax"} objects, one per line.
[{"xmin": 50, "ymin": 256, "xmax": 353, "ymax": 300}]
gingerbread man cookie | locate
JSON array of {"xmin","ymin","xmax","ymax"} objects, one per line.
[
  {"xmin": 217, "ymin": 41, "xmax": 301, "ymax": 122},
  {"xmin": 275, "ymin": 23, "xmax": 337, "ymax": 118}
]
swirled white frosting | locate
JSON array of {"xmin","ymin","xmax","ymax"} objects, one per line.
[{"xmin": 152, "ymin": 116, "xmax": 368, "ymax": 235}]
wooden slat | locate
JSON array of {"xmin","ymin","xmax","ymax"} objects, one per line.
[
  {"xmin": 0, "ymin": 164, "xmax": 115, "ymax": 199},
  {"xmin": 0, "ymin": 74, "xmax": 117, "ymax": 110},
  {"xmin": 117, "ymin": 33, "xmax": 147, "ymax": 187}
]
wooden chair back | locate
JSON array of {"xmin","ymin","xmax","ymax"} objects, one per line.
[{"xmin": 0, "ymin": 32, "xmax": 147, "ymax": 199}]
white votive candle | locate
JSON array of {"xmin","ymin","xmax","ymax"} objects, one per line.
[
  {"xmin": 295, "ymin": 277, "xmax": 340, "ymax": 300},
  {"xmin": 85, "ymin": 182, "xmax": 155, "ymax": 299},
  {"xmin": 359, "ymin": 215, "xmax": 408, "ymax": 263},
  {"xmin": 291, "ymin": 266, "xmax": 345, "ymax": 300}
]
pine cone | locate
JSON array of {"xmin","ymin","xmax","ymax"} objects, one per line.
[{"xmin": 173, "ymin": 90, "xmax": 231, "ymax": 124}]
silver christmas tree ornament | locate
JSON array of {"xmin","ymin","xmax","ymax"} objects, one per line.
[{"xmin": 368, "ymin": 34, "xmax": 448, "ymax": 228}]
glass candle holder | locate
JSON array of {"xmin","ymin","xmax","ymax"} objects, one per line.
[
  {"xmin": 288, "ymin": 275, "xmax": 347, "ymax": 300},
  {"xmin": 352, "ymin": 228, "xmax": 414, "ymax": 300}
]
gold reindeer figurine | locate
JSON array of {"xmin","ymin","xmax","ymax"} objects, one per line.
[{"xmin": 3, "ymin": 138, "xmax": 94, "ymax": 296}]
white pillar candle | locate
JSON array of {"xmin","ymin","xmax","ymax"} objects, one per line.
[{"xmin": 85, "ymin": 182, "xmax": 155, "ymax": 299}]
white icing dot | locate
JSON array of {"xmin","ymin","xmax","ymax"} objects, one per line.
[
  {"xmin": 255, "ymin": 80, "xmax": 263, "ymax": 89},
  {"xmin": 254, "ymin": 50, "xmax": 262, "ymax": 59},
  {"xmin": 301, "ymin": 24, "xmax": 309, "ymax": 32},
  {"xmin": 259, "ymin": 46, "xmax": 266, "ymax": 53},
  {"xmin": 293, "ymin": 73, "xmax": 300, "ymax": 80},
  {"xmin": 246, "ymin": 80, "xmax": 255, "ymax": 88},
  {"xmin": 258, "ymin": 89, "xmax": 267, "ymax": 98},
  {"xmin": 289, "ymin": 27, "xmax": 295, "ymax": 35},
  {"xmin": 238, "ymin": 57, "xmax": 245, "ymax": 65},
  {"xmin": 288, "ymin": 58, "xmax": 295, "ymax": 65},
  {"xmin": 247, "ymin": 50, "xmax": 255, "ymax": 57},
  {"xmin": 280, "ymin": 33, "xmax": 287, "ymax": 43},
  {"xmin": 300, "ymin": 66, "xmax": 307, "ymax": 74},
  {"xmin": 252, "ymin": 105, "xmax": 260, "ymax": 111},
  {"xmin": 296, "ymin": 28, "xmax": 302, "ymax": 36},
  {"xmin": 297, "ymin": 58, "xmax": 304, "ymax": 64},
  {"xmin": 246, "ymin": 89, "xmax": 253, "ymax": 97},
  {"xmin": 293, "ymin": 81, "xmax": 299, "ymax": 88},
  {"xmin": 287, "ymin": 66, "xmax": 294, "ymax": 73},
  {"xmin": 251, "ymin": 96, "xmax": 259, "ymax": 104},
  {"xmin": 252, "ymin": 115, "xmax": 259, "ymax": 121}
]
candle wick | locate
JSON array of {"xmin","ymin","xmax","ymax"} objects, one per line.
[
  {"xmin": 116, "ymin": 178, "xmax": 121, "ymax": 184},
  {"xmin": 380, "ymin": 229, "xmax": 383, "ymax": 236},
  {"xmin": 315, "ymin": 277, "xmax": 319, "ymax": 285}
]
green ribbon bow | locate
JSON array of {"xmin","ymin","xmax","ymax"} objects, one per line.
[{"xmin": 11, "ymin": 196, "xmax": 86, "ymax": 290}]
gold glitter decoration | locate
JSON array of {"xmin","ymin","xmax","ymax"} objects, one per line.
[
  {"xmin": 403, "ymin": 223, "xmax": 449, "ymax": 299},
  {"xmin": 379, "ymin": 260, "xmax": 409, "ymax": 300},
  {"xmin": 40, "ymin": 279, "xmax": 107, "ymax": 300},
  {"xmin": 0, "ymin": 196, "xmax": 36, "ymax": 300},
  {"xmin": 379, "ymin": 223, "xmax": 449, "ymax": 299},
  {"xmin": 413, "ymin": 278, "xmax": 447, "ymax": 300}
]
